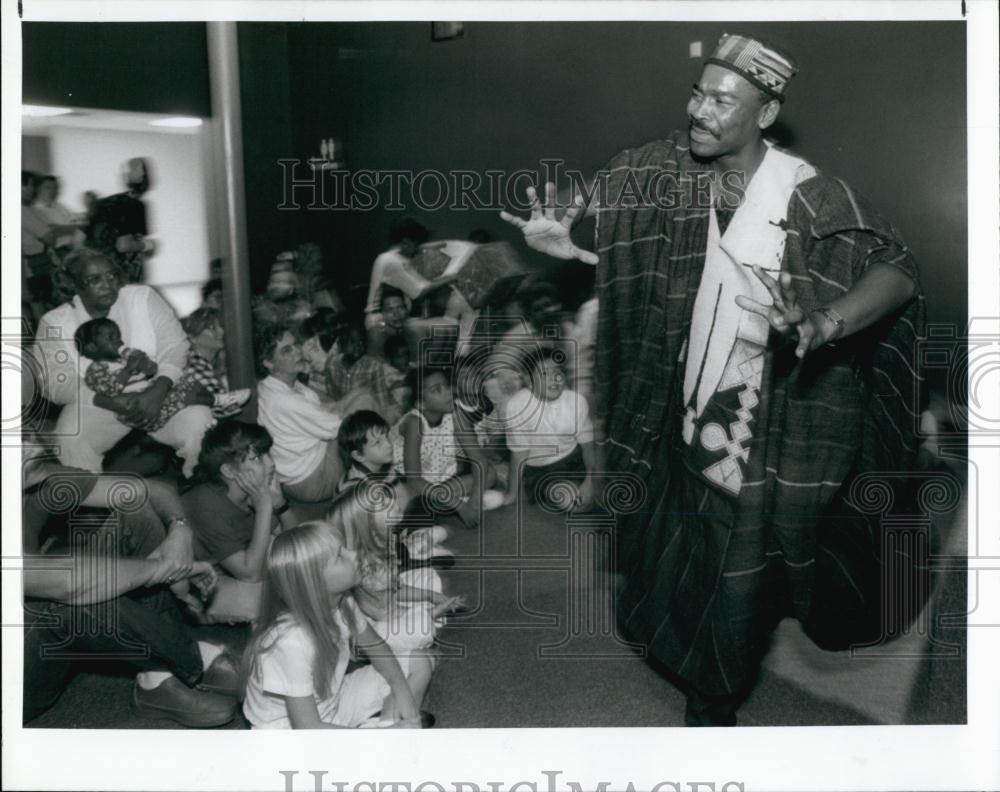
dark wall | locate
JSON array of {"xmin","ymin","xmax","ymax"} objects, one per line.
[
  {"xmin": 241, "ymin": 21, "xmax": 965, "ymax": 329},
  {"xmin": 22, "ymin": 22, "xmax": 211, "ymax": 117},
  {"xmin": 23, "ymin": 21, "xmax": 966, "ymax": 333},
  {"xmin": 237, "ymin": 23, "xmax": 299, "ymax": 291}
]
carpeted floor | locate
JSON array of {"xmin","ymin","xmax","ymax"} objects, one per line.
[{"xmin": 24, "ymin": 476, "xmax": 966, "ymax": 730}]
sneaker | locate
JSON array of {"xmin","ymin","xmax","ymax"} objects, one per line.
[
  {"xmin": 196, "ymin": 653, "xmax": 240, "ymax": 698},
  {"xmin": 213, "ymin": 388, "xmax": 251, "ymax": 411},
  {"xmin": 481, "ymin": 489, "xmax": 505, "ymax": 511},
  {"xmin": 131, "ymin": 676, "xmax": 236, "ymax": 728}
]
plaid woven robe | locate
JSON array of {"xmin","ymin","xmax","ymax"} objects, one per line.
[{"xmin": 598, "ymin": 131, "xmax": 926, "ymax": 695}]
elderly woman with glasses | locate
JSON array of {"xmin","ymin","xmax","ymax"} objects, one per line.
[{"xmin": 33, "ymin": 248, "xmax": 215, "ymax": 476}]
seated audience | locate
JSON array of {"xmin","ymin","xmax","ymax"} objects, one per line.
[
  {"xmin": 182, "ymin": 422, "xmax": 295, "ymax": 623},
  {"xmin": 503, "ymin": 349, "xmax": 596, "ymax": 511},
  {"xmin": 22, "ymin": 441, "xmax": 238, "ymax": 727},
  {"xmin": 322, "ymin": 322, "xmax": 367, "ymax": 402},
  {"xmin": 338, "ymin": 411, "xmax": 450, "ymax": 562},
  {"xmin": 350, "ymin": 337, "xmax": 409, "ymax": 427},
  {"xmin": 492, "ymin": 280, "xmax": 575, "ymax": 369},
  {"xmin": 367, "ymin": 286, "xmax": 410, "ymax": 357},
  {"xmin": 383, "ymin": 333, "xmax": 413, "ymax": 415},
  {"xmin": 337, "ymin": 409, "xmax": 395, "ymax": 489},
  {"xmin": 298, "ymin": 312, "xmax": 381, "ymax": 415},
  {"xmin": 330, "ymin": 479, "xmax": 463, "ymax": 710},
  {"xmin": 200, "ymin": 277, "xmax": 224, "ymax": 312},
  {"xmin": 294, "ymin": 242, "xmax": 345, "ymax": 315},
  {"xmin": 184, "ymin": 421, "xmax": 296, "ymax": 581},
  {"xmin": 256, "ymin": 324, "xmax": 375, "ymax": 512},
  {"xmin": 365, "ymin": 218, "xmax": 431, "ymax": 333},
  {"xmin": 22, "ymin": 171, "xmax": 59, "ymax": 312},
  {"xmin": 298, "ymin": 308, "xmax": 341, "ymax": 397},
  {"xmin": 240, "ymin": 520, "xmax": 424, "ymax": 729},
  {"xmin": 391, "ymin": 365, "xmax": 503, "ymax": 526},
  {"xmin": 34, "ymin": 174, "xmax": 84, "ymax": 250},
  {"xmin": 34, "ymin": 248, "xmax": 214, "ymax": 477},
  {"xmin": 75, "ymin": 317, "xmax": 239, "ymax": 432},
  {"xmin": 182, "ymin": 307, "xmax": 249, "ymax": 418}
]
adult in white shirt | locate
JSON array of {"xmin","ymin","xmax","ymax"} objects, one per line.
[
  {"xmin": 33, "ymin": 249, "xmax": 214, "ymax": 476},
  {"xmin": 364, "ymin": 219, "xmax": 474, "ymax": 354},
  {"xmin": 255, "ymin": 325, "xmax": 347, "ymax": 505}
]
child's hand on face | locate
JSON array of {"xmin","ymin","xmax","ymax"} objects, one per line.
[
  {"xmin": 267, "ymin": 469, "xmax": 287, "ymax": 511},
  {"xmin": 236, "ymin": 467, "xmax": 271, "ymax": 506}
]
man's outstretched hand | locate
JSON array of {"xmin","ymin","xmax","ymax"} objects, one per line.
[{"xmin": 500, "ymin": 182, "xmax": 598, "ymax": 265}]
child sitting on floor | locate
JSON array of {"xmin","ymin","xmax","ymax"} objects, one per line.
[
  {"xmin": 383, "ymin": 334, "xmax": 413, "ymax": 416},
  {"xmin": 241, "ymin": 520, "xmax": 426, "ymax": 729},
  {"xmin": 391, "ymin": 366, "xmax": 504, "ymax": 527},
  {"xmin": 74, "ymin": 317, "xmax": 249, "ymax": 432},
  {"xmin": 503, "ymin": 348, "xmax": 596, "ymax": 511},
  {"xmin": 329, "ymin": 478, "xmax": 464, "ymax": 710},
  {"xmin": 338, "ymin": 410, "xmax": 450, "ymax": 562},
  {"xmin": 337, "ymin": 409, "xmax": 395, "ymax": 489}
]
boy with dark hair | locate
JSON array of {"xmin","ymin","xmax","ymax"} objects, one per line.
[{"xmin": 337, "ymin": 409, "xmax": 394, "ymax": 490}]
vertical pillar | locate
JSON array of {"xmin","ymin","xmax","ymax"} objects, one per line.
[{"xmin": 207, "ymin": 22, "xmax": 254, "ymax": 391}]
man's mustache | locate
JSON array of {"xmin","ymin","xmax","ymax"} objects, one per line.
[{"xmin": 689, "ymin": 120, "xmax": 719, "ymax": 138}]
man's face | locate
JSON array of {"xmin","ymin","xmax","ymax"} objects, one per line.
[
  {"xmin": 686, "ymin": 64, "xmax": 770, "ymax": 161},
  {"xmin": 76, "ymin": 259, "xmax": 122, "ymax": 314}
]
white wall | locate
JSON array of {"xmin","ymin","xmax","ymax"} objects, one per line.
[{"xmin": 46, "ymin": 125, "xmax": 211, "ymax": 317}]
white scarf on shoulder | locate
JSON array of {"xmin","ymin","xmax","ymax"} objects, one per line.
[{"xmin": 682, "ymin": 143, "xmax": 816, "ymax": 417}]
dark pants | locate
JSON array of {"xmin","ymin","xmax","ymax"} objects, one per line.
[
  {"xmin": 23, "ymin": 504, "xmax": 203, "ymax": 724},
  {"xmin": 522, "ymin": 445, "xmax": 586, "ymax": 509}
]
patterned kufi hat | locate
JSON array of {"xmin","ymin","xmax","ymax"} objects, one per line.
[{"xmin": 706, "ymin": 33, "xmax": 798, "ymax": 102}]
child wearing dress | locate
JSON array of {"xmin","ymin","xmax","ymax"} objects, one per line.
[
  {"xmin": 327, "ymin": 479, "xmax": 463, "ymax": 710},
  {"xmin": 391, "ymin": 366, "xmax": 504, "ymax": 526},
  {"xmin": 503, "ymin": 348, "xmax": 596, "ymax": 511},
  {"xmin": 241, "ymin": 520, "xmax": 425, "ymax": 729},
  {"xmin": 75, "ymin": 317, "xmax": 249, "ymax": 431}
]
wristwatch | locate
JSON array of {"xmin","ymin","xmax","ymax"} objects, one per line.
[{"xmin": 816, "ymin": 306, "xmax": 845, "ymax": 343}]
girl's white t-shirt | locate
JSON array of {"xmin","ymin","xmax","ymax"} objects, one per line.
[{"xmin": 243, "ymin": 599, "xmax": 365, "ymax": 729}]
